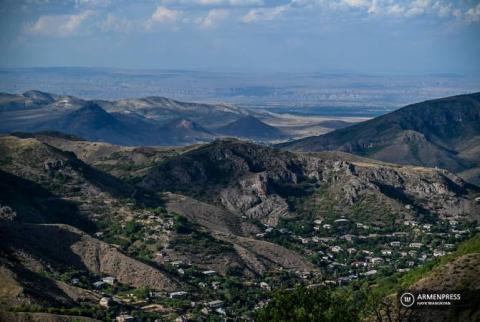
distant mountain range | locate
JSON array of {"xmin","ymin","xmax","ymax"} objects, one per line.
[
  {"xmin": 215, "ymin": 115, "xmax": 286, "ymax": 140},
  {"xmin": 0, "ymin": 91, "xmax": 285, "ymax": 145},
  {"xmin": 280, "ymin": 93, "xmax": 480, "ymax": 185}
]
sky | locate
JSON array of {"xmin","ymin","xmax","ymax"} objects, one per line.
[{"xmin": 0, "ymin": 0, "xmax": 479, "ymax": 74}]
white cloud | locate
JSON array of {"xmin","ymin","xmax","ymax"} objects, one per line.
[
  {"xmin": 151, "ymin": 6, "xmax": 182, "ymax": 23},
  {"xmin": 242, "ymin": 5, "xmax": 288, "ymax": 23},
  {"xmin": 145, "ymin": 6, "xmax": 182, "ymax": 29},
  {"xmin": 197, "ymin": 9, "xmax": 229, "ymax": 28},
  {"xmin": 23, "ymin": 10, "xmax": 93, "ymax": 37},
  {"xmin": 466, "ymin": 4, "xmax": 480, "ymax": 23},
  {"xmin": 162, "ymin": 0, "xmax": 264, "ymax": 7}
]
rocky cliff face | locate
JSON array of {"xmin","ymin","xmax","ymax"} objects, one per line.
[{"xmin": 141, "ymin": 139, "xmax": 479, "ymax": 225}]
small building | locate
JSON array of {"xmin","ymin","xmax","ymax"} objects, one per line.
[
  {"xmin": 102, "ymin": 276, "xmax": 116, "ymax": 286},
  {"xmin": 169, "ymin": 291, "xmax": 188, "ymax": 299},
  {"xmin": 171, "ymin": 260, "xmax": 184, "ymax": 267},
  {"xmin": 334, "ymin": 218, "xmax": 350, "ymax": 224},
  {"xmin": 93, "ymin": 281, "xmax": 106, "ymax": 288},
  {"xmin": 260, "ymin": 282, "xmax": 271, "ymax": 291},
  {"xmin": 422, "ymin": 224, "xmax": 432, "ymax": 231},
  {"xmin": 116, "ymin": 315, "xmax": 135, "ymax": 322},
  {"xmin": 351, "ymin": 261, "xmax": 367, "ymax": 268},
  {"xmin": 381, "ymin": 249, "xmax": 392, "ymax": 256},
  {"xmin": 313, "ymin": 219, "xmax": 323, "ymax": 225},
  {"xmin": 100, "ymin": 297, "xmax": 113, "ymax": 308},
  {"xmin": 409, "ymin": 243, "xmax": 423, "ymax": 249},
  {"xmin": 212, "ymin": 281, "xmax": 221, "ymax": 290},
  {"xmin": 433, "ymin": 249, "xmax": 446, "ymax": 257},
  {"xmin": 390, "ymin": 241, "xmax": 401, "ymax": 247},
  {"xmin": 323, "ymin": 224, "xmax": 332, "ymax": 229},
  {"xmin": 202, "ymin": 270, "xmax": 217, "ymax": 276},
  {"xmin": 208, "ymin": 300, "xmax": 224, "ymax": 309},
  {"xmin": 363, "ymin": 270, "xmax": 378, "ymax": 276},
  {"xmin": 330, "ymin": 246, "xmax": 342, "ymax": 253},
  {"xmin": 370, "ymin": 257, "xmax": 384, "ymax": 265}
]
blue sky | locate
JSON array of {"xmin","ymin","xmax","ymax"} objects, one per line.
[{"xmin": 0, "ymin": 0, "xmax": 479, "ymax": 74}]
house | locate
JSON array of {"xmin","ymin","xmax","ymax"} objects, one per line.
[
  {"xmin": 313, "ymin": 219, "xmax": 323, "ymax": 225},
  {"xmin": 390, "ymin": 241, "xmax": 401, "ymax": 247},
  {"xmin": 265, "ymin": 227, "xmax": 273, "ymax": 233},
  {"xmin": 202, "ymin": 270, "xmax": 217, "ymax": 275},
  {"xmin": 323, "ymin": 224, "xmax": 332, "ymax": 229},
  {"xmin": 422, "ymin": 224, "xmax": 432, "ymax": 231},
  {"xmin": 94, "ymin": 232, "xmax": 104, "ymax": 238},
  {"xmin": 93, "ymin": 281, "xmax": 106, "ymax": 288},
  {"xmin": 433, "ymin": 249, "xmax": 446, "ymax": 257},
  {"xmin": 397, "ymin": 268, "xmax": 410, "ymax": 273},
  {"xmin": 381, "ymin": 249, "xmax": 392, "ymax": 256},
  {"xmin": 444, "ymin": 244, "xmax": 455, "ymax": 249},
  {"xmin": 341, "ymin": 234, "xmax": 354, "ymax": 242},
  {"xmin": 407, "ymin": 261, "xmax": 415, "ymax": 267},
  {"xmin": 102, "ymin": 276, "xmax": 116, "ymax": 286},
  {"xmin": 116, "ymin": 315, "xmax": 135, "ymax": 322},
  {"xmin": 260, "ymin": 282, "xmax": 271, "ymax": 290},
  {"xmin": 171, "ymin": 260, "xmax": 184, "ymax": 267},
  {"xmin": 330, "ymin": 246, "xmax": 342, "ymax": 253},
  {"xmin": 404, "ymin": 204, "xmax": 413, "ymax": 210},
  {"xmin": 100, "ymin": 297, "xmax": 113, "ymax": 308},
  {"xmin": 334, "ymin": 218, "xmax": 350, "ymax": 224},
  {"xmin": 256, "ymin": 233, "xmax": 265, "ymax": 238},
  {"xmin": 370, "ymin": 257, "xmax": 384, "ymax": 265},
  {"xmin": 212, "ymin": 281, "xmax": 221, "ymax": 290},
  {"xmin": 351, "ymin": 261, "xmax": 367, "ymax": 268},
  {"xmin": 71, "ymin": 278, "xmax": 80, "ymax": 285},
  {"xmin": 208, "ymin": 300, "xmax": 224, "ymax": 309},
  {"xmin": 449, "ymin": 220, "xmax": 458, "ymax": 226},
  {"xmin": 363, "ymin": 270, "xmax": 378, "ymax": 276},
  {"xmin": 409, "ymin": 243, "xmax": 423, "ymax": 249},
  {"xmin": 347, "ymin": 247, "xmax": 357, "ymax": 254},
  {"xmin": 169, "ymin": 291, "xmax": 188, "ymax": 298}
]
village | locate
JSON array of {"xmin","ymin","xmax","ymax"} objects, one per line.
[
  {"xmin": 259, "ymin": 213, "xmax": 477, "ymax": 286},
  {"xmin": 59, "ymin": 203, "xmax": 478, "ymax": 321}
]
